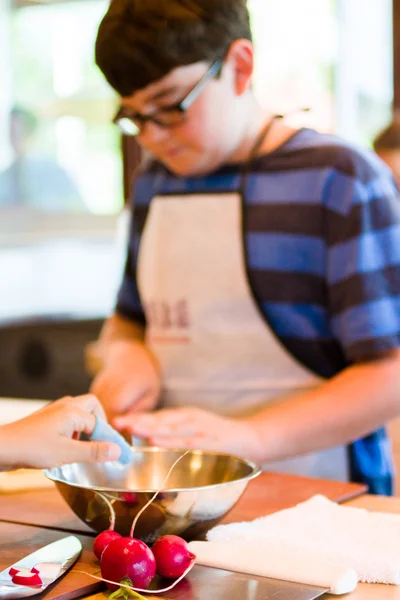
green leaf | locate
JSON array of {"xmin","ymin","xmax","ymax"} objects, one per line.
[{"xmin": 116, "ymin": 578, "xmax": 148, "ymax": 600}]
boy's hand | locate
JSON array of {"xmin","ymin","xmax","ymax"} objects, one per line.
[
  {"xmin": 90, "ymin": 340, "xmax": 161, "ymax": 421},
  {"xmin": 0, "ymin": 394, "xmax": 121, "ymax": 470},
  {"xmin": 113, "ymin": 407, "xmax": 263, "ymax": 463}
]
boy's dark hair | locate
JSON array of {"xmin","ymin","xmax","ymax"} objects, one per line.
[
  {"xmin": 95, "ymin": 0, "xmax": 252, "ymax": 97},
  {"xmin": 373, "ymin": 118, "xmax": 400, "ymax": 151}
]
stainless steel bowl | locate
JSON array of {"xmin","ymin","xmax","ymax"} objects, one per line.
[{"xmin": 44, "ymin": 447, "xmax": 261, "ymax": 544}]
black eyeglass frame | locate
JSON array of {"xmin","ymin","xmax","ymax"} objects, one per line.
[{"xmin": 113, "ymin": 58, "xmax": 223, "ymax": 136}]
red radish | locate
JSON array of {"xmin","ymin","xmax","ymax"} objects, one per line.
[
  {"xmin": 100, "ymin": 536, "xmax": 156, "ymax": 591},
  {"xmin": 151, "ymin": 535, "xmax": 196, "ymax": 579},
  {"xmin": 31, "ymin": 563, "xmax": 62, "ymax": 580},
  {"xmin": 93, "ymin": 530, "xmax": 122, "ymax": 560},
  {"xmin": 8, "ymin": 567, "xmax": 20, "ymax": 577},
  {"xmin": 121, "ymin": 492, "xmax": 137, "ymax": 504},
  {"xmin": 12, "ymin": 570, "xmax": 42, "ymax": 586}
]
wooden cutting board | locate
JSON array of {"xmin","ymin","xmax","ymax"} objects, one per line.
[
  {"xmin": 0, "ymin": 472, "xmax": 366, "ymax": 535},
  {"xmin": 0, "ymin": 522, "xmax": 101, "ymax": 600}
]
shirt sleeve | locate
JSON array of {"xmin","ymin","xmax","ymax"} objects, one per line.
[
  {"xmin": 325, "ymin": 157, "xmax": 400, "ymax": 362},
  {"xmin": 115, "ymin": 208, "xmax": 146, "ymax": 325},
  {"xmin": 115, "ymin": 171, "xmax": 153, "ymax": 325}
]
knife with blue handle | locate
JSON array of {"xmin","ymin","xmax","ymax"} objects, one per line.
[{"xmin": 0, "ymin": 536, "xmax": 82, "ymax": 599}]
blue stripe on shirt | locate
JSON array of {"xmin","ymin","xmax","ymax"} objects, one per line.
[
  {"xmin": 332, "ymin": 296, "xmax": 400, "ymax": 346},
  {"xmin": 160, "ymin": 172, "xmax": 242, "ymax": 194},
  {"xmin": 263, "ymin": 303, "xmax": 333, "ymax": 339},
  {"xmin": 247, "ymin": 232, "xmax": 326, "ymax": 275},
  {"xmin": 324, "ymin": 171, "xmax": 397, "ymax": 214},
  {"xmin": 245, "ymin": 169, "xmax": 330, "ymax": 205},
  {"xmin": 328, "ymin": 224, "xmax": 400, "ymax": 284}
]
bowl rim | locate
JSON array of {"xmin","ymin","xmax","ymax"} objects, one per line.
[{"xmin": 43, "ymin": 446, "xmax": 262, "ymax": 493}]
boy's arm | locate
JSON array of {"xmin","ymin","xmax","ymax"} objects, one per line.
[
  {"xmin": 247, "ymin": 348, "xmax": 400, "ymax": 463},
  {"xmin": 87, "ymin": 312, "xmax": 145, "ymax": 374},
  {"xmin": 114, "ymin": 349, "xmax": 400, "ymax": 465},
  {"xmin": 89, "ymin": 313, "xmax": 161, "ymax": 421}
]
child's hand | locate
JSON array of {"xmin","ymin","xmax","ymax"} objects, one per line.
[
  {"xmin": 0, "ymin": 394, "xmax": 121, "ymax": 470},
  {"xmin": 113, "ymin": 406, "xmax": 263, "ymax": 463}
]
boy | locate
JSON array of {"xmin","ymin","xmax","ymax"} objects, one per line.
[{"xmin": 92, "ymin": 0, "xmax": 400, "ymax": 494}]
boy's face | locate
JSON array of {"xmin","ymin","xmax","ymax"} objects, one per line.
[{"xmin": 119, "ymin": 46, "xmax": 253, "ymax": 176}]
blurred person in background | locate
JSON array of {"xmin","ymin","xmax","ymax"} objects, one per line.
[{"xmin": 0, "ymin": 105, "xmax": 84, "ymax": 211}]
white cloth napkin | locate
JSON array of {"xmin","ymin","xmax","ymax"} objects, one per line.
[
  {"xmin": 195, "ymin": 494, "xmax": 400, "ymax": 587},
  {"xmin": 189, "ymin": 538, "xmax": 356, "ymax": 595}
]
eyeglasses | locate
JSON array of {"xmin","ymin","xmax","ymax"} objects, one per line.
[{"xmin": 113, "ymin": 58, "xmax": 223, "ymax": 136}]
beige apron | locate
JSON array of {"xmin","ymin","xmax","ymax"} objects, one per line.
[{"xmin": 137, "ymin": 191, "xmax": 349, "ymax": 480}]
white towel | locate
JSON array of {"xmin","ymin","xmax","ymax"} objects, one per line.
[
  {"xmin": 189, "ymin": 539, "xmax": 357, "ymax": 595},
  {"xmin": 201, "ymin": 494, "xmax": 400, "ymax": 586}
]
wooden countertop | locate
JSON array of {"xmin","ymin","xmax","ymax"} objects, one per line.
[
  {"xmin": 0, "ymin": 471, "xmax": 366, "ymax": 534},
  {"xmin": 82, "ymin": 494, "xmax": 400, "ymax": 600},
  {"xmin": 1, "ymin": 472, "xmax": 399, "ymax": 600},
  {"xmin": 322, "ymin": 495, "xmax": 400, "ymax": 600}
]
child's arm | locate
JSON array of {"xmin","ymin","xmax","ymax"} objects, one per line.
[
  {"xmin": 0, "ymin": 394, "xmax": 121, "ymax": 470},
  {"xmin": 112, "ymin": 348, "xmax": 400, "ymax": 465}
]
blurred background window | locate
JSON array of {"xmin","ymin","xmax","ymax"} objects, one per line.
[
  {"xmin": 0, "ymin": 0, "xmax": 126, "ymax": 327},
  {"xmin": 249, "ymin": 0, "xmax": 393, "ymax": 143},
  {"xmin": 0, "ymin": 0, "xmax": 122, "ymax": 216}
]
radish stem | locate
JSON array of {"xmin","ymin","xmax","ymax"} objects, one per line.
[
  {"xmin": 97, "ymin": 492, "xmax": 116, "ymax": 530},
  {"xmin": 73, "ymin": 557, "xmax": 195, "ymax": 594},
  {"xmin": 129, "ymin": 450, "xmax": 190, "ymax": 538}
]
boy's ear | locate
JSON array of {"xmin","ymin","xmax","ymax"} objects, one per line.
[{"xmin": 224, "ymin": 39, "xmax": 254, "ymax": 96}]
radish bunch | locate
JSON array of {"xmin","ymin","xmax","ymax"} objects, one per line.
[
  {"xmin": 152, "ymin": 535, "xmax": 196, "ymax": 579},
  {"xmin": 92, "ymin": 451, "xmax": 197, "ymax": 597},
  {"xmin": 94, "ymin": 530, "xmax": 195, "ymax": 591}
]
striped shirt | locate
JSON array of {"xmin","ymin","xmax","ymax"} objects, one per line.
[{"xmin": 117, "ymin": 128, "xmax": 400, "ymax": 494}]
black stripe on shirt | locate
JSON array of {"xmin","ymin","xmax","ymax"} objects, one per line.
[
  {"xmin": 325, "ymin": 196, "xmax": 400, "ymax": 246},
  {"xmin": 245, "ymin": 204, "xmax": 323, "ymax": 236},
  {"xmin": 244, "ymin": 196, "xmax": 397, "ymax": 245},
  {"xmin": 133, "ymin": 205, "xmax": 150, "ymax": 233},
  {"xmin": 276, "ymin": 336, "xmax": 347, "ymax": 378},
  {"xmin": 247, "ymin": 144, "xmax": 379, "ymax": 184},
  {"xmin": 347, "ymin": 334, "xmax": 400, "ymax": 362},
  {"xmin": 329, "ymin": 266, "xmax": 400, "ymax": 315},
  {"xmin": 248, "ymin": 269, "xmax": 326, "ymax": 305}
]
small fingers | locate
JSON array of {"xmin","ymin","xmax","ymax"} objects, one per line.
[
  {"xmin": 66, "ymin": 394, "xmax": 108, "ymax": 422},
  {"xmin": 149, "ymin": 434, "xmax": 212, "ymax": 451},
  {"xmin": 60, "ymin": 405, "xmax": 97, "ymax": 438},
  {"xmin": 62, "ymin": 439, "xmax": 121, "ymax": 464},
  {"xmin": 114, "ymin": 408, "xmax": 200, "ymax": 438}
]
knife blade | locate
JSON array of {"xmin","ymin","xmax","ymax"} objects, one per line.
[
  {"xmin": 0, "ymin": 536, "xmax": 82, "ymax": 599},
  {"xmin": 163, "ymin": 564, "xmax": 330, "ymax": 600}
]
